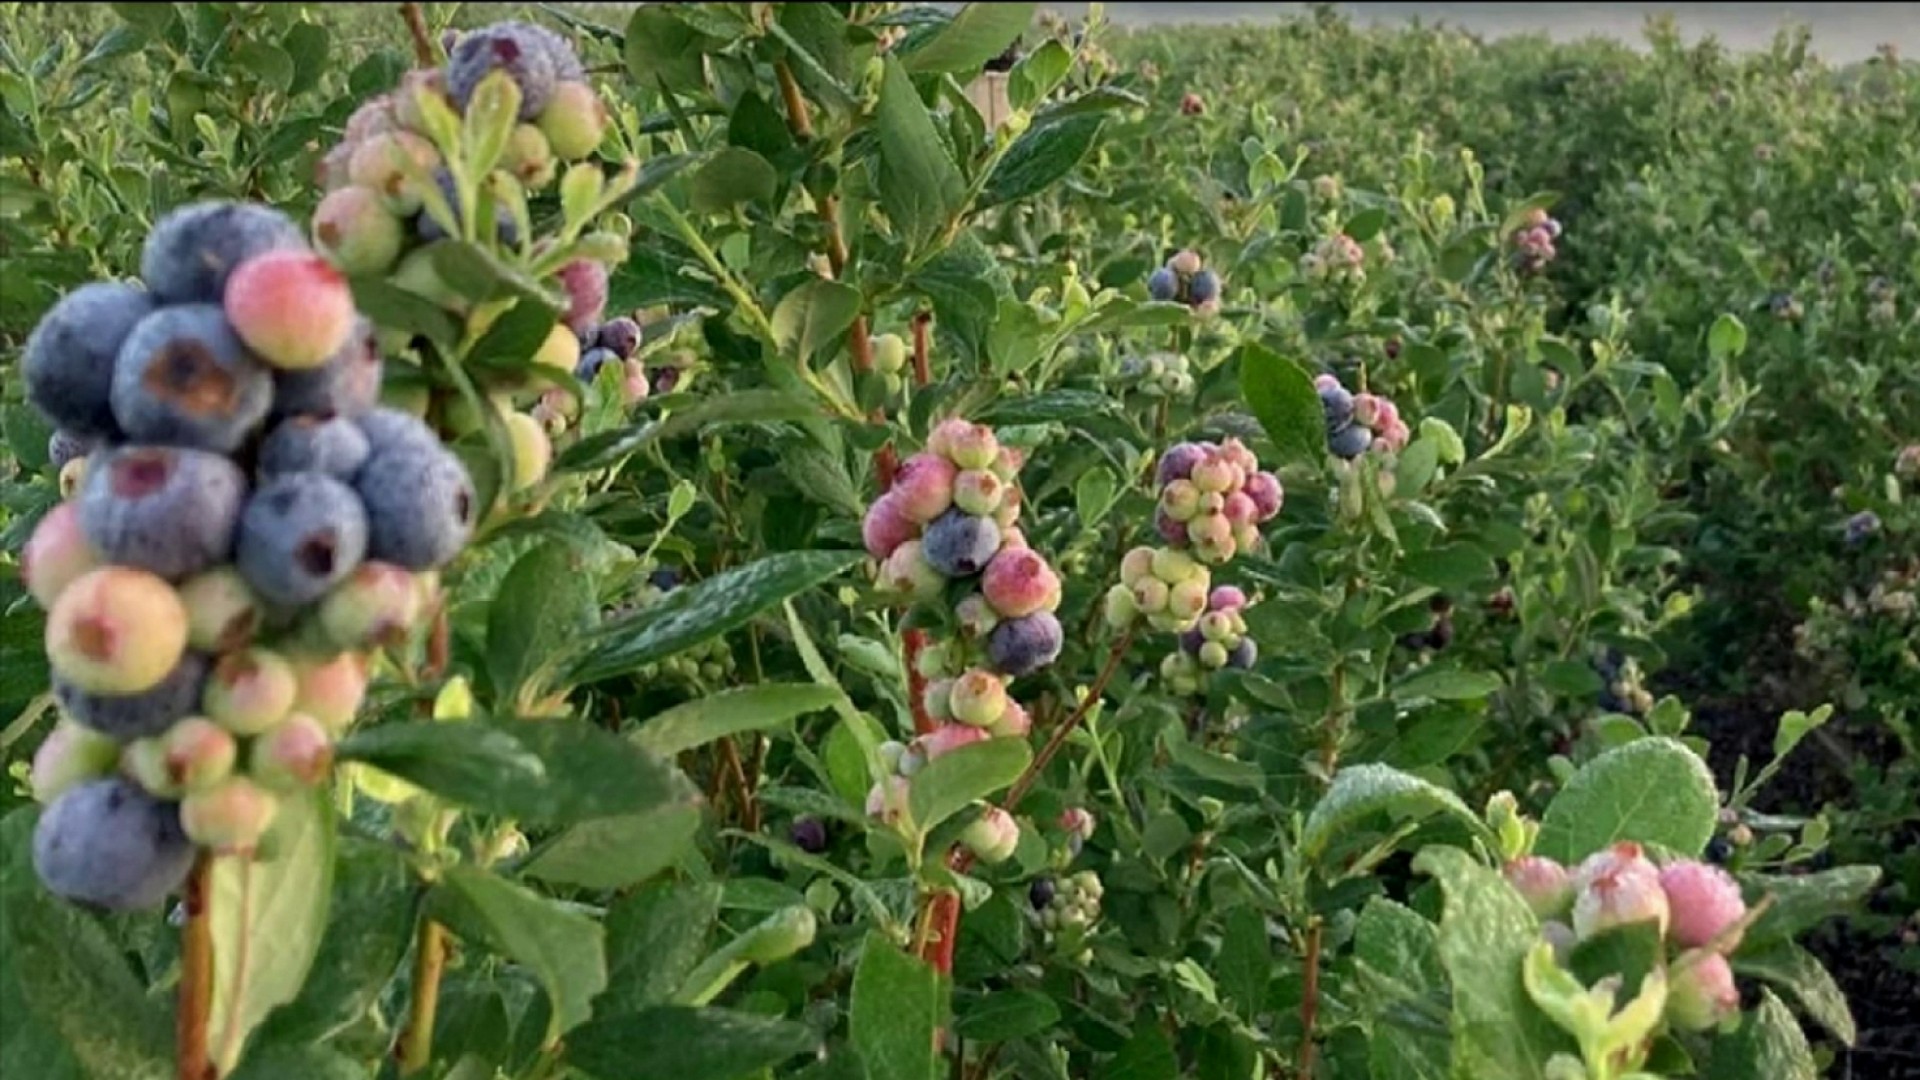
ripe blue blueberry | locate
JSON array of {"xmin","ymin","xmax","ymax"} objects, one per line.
[
  {"xmin": 112, "ymin": 304, "xmax": 274, "ymax": 453},
  {"xmin": 236, "ymin": 473, "xmax": 370, "ymax": 605},
  {"xmin": 1843, "ymin": 510, "xmax": 1880, "ymax": 546},
  {"xmin": 1029, "ymin": 877, "xmax": 1056, "ymax": 909},
  {"xmin": 80, "ymin": 446, "xmax": 246, "ymax": 580},
  {"xmin": 48, "ymin": 430, "xmax": 99, "ymax": 472},
  {"xmin": 1227, "ymin": 638, "xmax": 1257, "ymax": 669},
  {"xmin": 649, "ymin": 567, "xmax": 682, "ymax": 591},
  {"xmin": 33, "ymin": 778, "xmax": 195, "ymax": 911},
  {"xmin": 272, "ymin": 318, "xmax": 383, "ymax": 420},
  {"xmin": 790, "ymin": 817, "xmax": 828, "ymax": 854},
  {"xmin": 447, "ymin": 21, "xmax": 559, "ymax": 120},
  {"xmin": 987, "ymin": 610, "xmax": 1064, "ymax": 677},
  {"xmin": 416, "ymin": 168, "xmax": 521, "ymax": 245},
  {"xmin": 355, "ymin": 406, "xmax": 441, "ymax": 457},
  {"xmin": 596, "ymin": 317, "xmax": 642, "ymax": 359},
  {"xmin": 140, "ymin": 201, "xmax": 305, "ymax": 305},
  {"xmin": 1328, "ymin": 423, "xmax": 1372, "ymax": 459},
  {"xmin": 1179, "ymin": 627, "xmax": 1204, "ymax": 655},
  {"xmin": 922, "ymin": 508, "xmax": 1002, "ymax": 578},
  {"xmin": 355, "ymin": 441, "xmax": 476, "ymax": 570},
  {"xmin": 1320, "ymin": 385, "xmax": 1355, "ymax": 432},
  {"xmin": 25, "ymin": 282, "xmax": 156, "ymax": 438},
  {"xmin": 1189, "ymin": 269, "xmax": 1220, "ymax": 303},
  {"xmin": 54, "ymin": 651, "xmax": 211, "ymax": 741},
  {"xmin": 521, "ymin": 20, "xmax": 585, "ymax": 81},
  {"xmin": 259, "ymin": 415, "xmax": 373, "ymax": 480},
  {"xmin": 1147, "ymin": 266, "xmax": 1178, "ymax": 301},
  {"xmin": 575, "ymin": 346, "xmax": 619, "ymax": 383}
]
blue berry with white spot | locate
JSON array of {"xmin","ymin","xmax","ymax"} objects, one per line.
[
  {"xmin": 79, "ymin": 446, "xmax": 246, "ymax": 581},
  {"xmin": 140, "ymin": 201, "xmax": 306, "ymax": 305},
  {"xmin": 922, "ymin": 508, "xmax": 1002, "ymax": 578},
  {"xmin": 33, "ymin": 778, "xmax": 195, "ymax": 911},
  {"xmin": 1147, "ymin": 266, "xmax": 1177, "ymax": 301},
  {"xmin": 987, "ymin": 610, "xmax": 1064, "ymax": 677},
  {"xmin": 236, "ymin": 473, "xmax": 370, "ymax": 605},
  {"xmin": 48, "ymin": 430, "xmax": 99, "ymax": 472},
  {"xmin": 111, "ymin": 305, "xmax": 274, "ymax": 454},
  {"xmin": 447, "ymin": 22, "xmax": 559, "ymax": 120},
  {"xmin": 259, "ymin": 415, "xmax": 372, "ymax": 479},
  {"xmin": 355, "ymin": 441, "xmax": 476, "ymax": 570},
  {"xmin": 272, "ymin": 318, "xmax": 383, "ymax": 420},
  {"xmin": 1328, "ymin": 423, "xmax": 1372, "ymax": 460},
  {"xmin": 54, "ymin": 651, "xmax": 211, "ymax": 741},
  {"xmin": 23, "ymin": 282, "xmax": 155, "ymax": 437},
  {"xmin": 1189, "ymin": 269, "xmax": 1220, "ymax": 303}
]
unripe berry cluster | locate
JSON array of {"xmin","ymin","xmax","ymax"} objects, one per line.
[
  {"xmin": 21, "ymin": 200, "xmax": 473, "ymax": 912},
  {"xmin": 1159, "ymin": 586, "xmax": 1258, "ymax": 695},
  {"xmin": 1300, "ymin": 232, "xmax": 1365, "ymax": 283},
  {"xmin": 1149, "ymin": 438, "xmax": 1282, "ymax": 564},
  {"xmin": 1595, "ymin": 650, "xmax": 1654, "ymax": 716},
  {"xmin": 870, "ymin": 332, "xmax": 910, "ymax": 398},
  {"xmin": 1116, "ymin": 351, "xmax": 1196, "ymax": 399},
  {"xmin": 1507, "ymin": 842, "xmax": 1751, "ymax": 1032},
  {"xmin": 1145, "ymin": 249, "xmax": 1222, "ymax": 315},
  {"xmin": 1030, "ymin": 869, "xmax": 1105, "ymax": 942},
  {"xmin": 315, "ymin": 21, "xmax": 609, "ymax": 276},
  {"xmin": 1317, "ymin": 373, "xmax": 1411, "ymax": 459},
  {"xmin": 1510, "ymin": 207, "xmax": 1564, "ymax": 273},
  {"xmin": 1105, "ymin": 544, "xmax": 1213, "ymax": 634}
]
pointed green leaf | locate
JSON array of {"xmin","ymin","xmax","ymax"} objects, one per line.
[
  {"xmin": 772, "ymin": 278, "xmax": 863, "ymax": 364},
  {"xmin": 877, "ymin": 56, "xmax": 964, "ymax": 251},
  {"xmin": 1303, "ymin": 764, "xmax": 1489, "ymax": 863},
  {"xmin": 902, "ymin": 3, "xmax": 1035, "ymax": 74},
  {"xmin": 1238, "ymin": 342, "xmax": 1323, "ymax": 466},
  {"xmin": 635, "ymin": 684, "xmax": 844, "ymax": 758},
  {"xmin": 566, "ymin": 1006, "xmax": 819, "ymax": 1080},
  {"xmin": 1708, "ymin": 990, "xmax": 1817, "ymax": 1080},
  {"xmin": 981, "ymin": 114, "xmax": 1104, "ymax": 207},
  {"xmin": 1734, "ymin": 941, "xmax": 1855, "ymax": 1045},
  {"xmin": 850, "ymin": 934, "xmax": 940, "ymax": 1080},
  {"xmin": 253, "ymin": 837, "xmax": 414, "ymax": 1047},
  {"xmin": 689, "ymin": 147, "xmax": 778, "ymax": 212},
  {"xmin": 907, "ymin": 737, "xmax": 1032, "ymax": 836},
  {"xmin": 1534, "ymin": 737, "xmax": 1718, "ymax": 863},
  {"xmin": 487, "ymin": 541, "xmax": 598, "ymax": 709},
  {"xmin": 521, "ymin": 804, "xmax": 701, "ymax": 891},
  {"xmin": 430, "ymin": 866, "xmax": 607, "ymax": 1043}
]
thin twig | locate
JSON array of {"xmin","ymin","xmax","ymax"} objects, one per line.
[
  {"xmin": 1001, "ymin": 626, "xmax": 1136, "ymax": 813},
  {"xmin": 911, "ymin": 311, "xmax": 933, "ymax": 387},
  {"xmin": 399, "ymin": 3, "xmax": 436, "ymax": 68},
  {"xmin": 176, "ymin": 856, "xmax": 215, "ymax": 1080},
  {"xmin": 775, "ymin": 61, "xmax": 814, "ymax": 141},
  {"xmin": 1298, "ymin": 919, "xmax": 1324, "ymax": 1079},
  {"xmin": 397, "ymin": 919, "xmax": 448, "ymax": 1075}
]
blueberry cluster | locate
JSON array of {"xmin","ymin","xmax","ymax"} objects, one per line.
[
  {"xmin": 1510, "ymin": 207, "xmax": 1564, "ymax": 273},
  {"xmin": 1159, "ymin": 585, "xmax": 1258, "ymax": 695},
  {"xmin": 524, "ymin": 314, "xmax": 648, "ymax": 435},
  {"xmin": 1299, "ymin": 232, "xmax": 1366, "ymax": 283},
  {"xmin": 1116, "ymin": 351, "xmax": 1195, "ymax": 399},
  {"xmin": 1316, "ymin": 373, "xmax": 1411, "ymax": 459},
  {"xmin": 1030, "ymin": 869, "xmax": 1105, "ymax": 947},
  {"xmin": 1104, "ymin": 544, "xmax": 1213, "ymax": 634},
  {"xmin": 1149, "ymin": 438, "xmax": 1283, "ymax": 564},
  {"xmin": 1507, "ymin": 842, "xmax": 1752, "ymax": 1033},
  {"xmin": 314, "ymin": 21, "xmax": 608, "ymax": 276},
  {"xmin": 1145, "ymin": 249, "xmax": 1222, "ymax": 315},
  {"xmin": 20, "ymin": 200, "xmax": 474, "ymax": 911},
  {"xmin": 1594, "ymin": 650, "xmax": 1653, "ymax": 716}
]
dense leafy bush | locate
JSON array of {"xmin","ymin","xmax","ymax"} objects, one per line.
[{"xmin": 0, "ymin": 4, "xmax": 1912, "ymax": 1079}]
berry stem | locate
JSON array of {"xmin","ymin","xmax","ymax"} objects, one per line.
[
  {"xmin": 774, "ymin": 61, "xmax": 814, "ymax": 141},
  {"xmin": 399, "ymin": 3, "xmax": 436, "ymax": 68},
  {"xmin": 177, "ymin": 855, "xmax": 215, "ymax": 1080},
  {"xmin": 397, "ymin": 918, "xmax": 448, "ymax": 1075},
  {"xmin": 903, "ymin": 628, "xmax": 937, "ymax": 736},
  {"xmin": 1298, "ymin": 918, "xmax": 1324, "ymax": 1079},
  {"xmin": 910, "ymin": 311, "xmax": 933, "ymax": 387}
]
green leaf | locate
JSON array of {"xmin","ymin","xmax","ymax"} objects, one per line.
[
  {"xmin": 111, "ymin": 2, "xmax": 175, "ymax": 36},
  {"xmin": 635, "ymin": 684, "xmax": 843, "ymax": 758},
  {"xmin": 1400, "ymin": 543, "xmax": 1496, "ymax": 591},
  {"xmin": 1354, "ymin": 899, "xmax": 1449, "ymax": 1080},
  {"xmin": 1771, "ymin": 705, "xmax": 1833, "ymax": 762},
  {"xmin": 466, "ymin": 300, "xmax": 557, "ymax": 372},
  {"xmin": 981, "ymin": 114, "xmax": 1103, "ymax": 207},
  {"xmin": 566, "ymin": 1006, "xmax": 819, "ymax": 1080},
  {"xmin": 429, "ymin": 866, "xmax": 607, "ymax": 1043},
  {"xmin": 1414, "ymin": 847, "xmax": 1575, "ymax": 1079},
  {"xmin": 1345, "ymin": 206, "xmax": 1390, "ymax": 242},
  {"xmin": 876, "ymin": 56, "xmax": 965, "ymax": 251},
  {"xmin": 850, "ymin": 934, "xmax": 941, "ymax": 1080},
  {"xmin": 907, "ymin": 737, "xmax": 1032, "ymax": 836},
  {"xmin": 1393, "ymin": 666, "xmax": 1503, "ymax": 702},
  {"xmin": 1740, "ymin": 865, "xmax": 1881, "ymax": 949},
  {"xmin": 1567, "ymin": 921, "xmax": 1663, "ymax": 1000},
  {"xmin": 1707, "ymin": 313, "xmax": 1749, "ymax": 361},
  {"xmin": 230, "ymin": 1045, "xmax": 367, "ymax": 1080},
  {"xmin": 977, "ymin": 388, "xmax": 1121, "ymax": 426},
  {"xmin": 348, "ymin": 273, "xmax": 459, "ymax": 349},
  {"xmin": 1099, "ymin": 1021, "xmax": 1178, "ymax": 1080},
  {"xmin": 559, "ymin": 389, "xmax": 823, "ymax": 472},
  {"xmin": 1393, "ymin": 435, "xmax": 1441, "ymax": 495},
  {"xmin": 902, "ymin": 3, "xmax": 1035, "ymax": 74},
  {"xmin": 340, "ymin": 717, "xmax": 690, "ymax": 824},
  {"xmin": 0, "ymin": 811, "xmax": 171, "ymax": 1080},
  {"xmin": 1008, "ymin": 39, "xmax": 1072, "ymax": 109},
  {"xmin": 208, "ymin": 788, "xmax": 336, "ymax": 1074},
  {"xmin": 521, "ymin": 804, "xmax": 701, "ymax": 891},
  {"xmin": 487, "ymin": 541, "xmax": 597, "ymax": 710},
  {"xmin": 772, "ymin": 278, "xmax": 863, "ymax": 364},
  {"xmin": 954, "ymin": 989, "xmax": 1060, "ymax": 1043},
  {"xmin": 1534, "ymin": 737, "xmax": 1718, "ymax": 863},
  {"xmin": 253, "ymin": 837, "xmax": 414, "ymax": 1047},
  {"xmin": 281, "ymin": 23, "xmax": 329, "ymax": 97},
  {"xmin": 1707, "ymin": 990, "xmax": 1816, "ymax": 1080},
  {"xmin": 1302, "ymin": 764, "xmax": 1488, "ymax": 863},
  {"xmin": 1216, "ymin": 907, "xmax": 1270, "ymax": 1024},
  {"xmin": 689, "ymin": 147, "xmax": 778, "ymax": 212},
  {"xmin": 1538, "ymin": 660, "xmax": 1604, "ymax": 698},
  {"xmin": 1238, "ymin": 342, "xmax": 1323, "ymax": 466},
  {"xmin": 623, "ymin": 6, "xmax": 713, "ymax": 91},
  {"xmin": 1734, "ymin": 941, "xmax": 1855, "ymax": 1045},
  {"xmin": 232, "ymin": 41, "xmax": 294, "ymax": 92},
  {"xmin": 430, "ymin": 241, "xmax": 564, "ymax": 312},
  {"xmin": 599, "ymin": 882, "xmax": 724, "ymax": 1015},
  {"xmin": 570, "ymin": 551, "xmax": 862, "ymax": 684},
  {"xmin": 1163, "ymin": 734, "xmax": 1264, "ymax": 792}
]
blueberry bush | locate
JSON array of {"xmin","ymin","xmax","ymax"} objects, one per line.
[{"xmin": 0, "ymin": 4, "xmax": 1913, "ymax": 1079}]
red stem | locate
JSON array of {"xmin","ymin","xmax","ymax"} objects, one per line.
[{"xmin": 177, "ymin": 856, "xmax": 214, "ymax": 1080}]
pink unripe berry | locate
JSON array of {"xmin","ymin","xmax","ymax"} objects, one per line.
[
  {"xmin": 350, "ymin": 131, "xmax": 439, "ymax": 210},
  {"xmin": 557, "ymin": 259, "xmax": 609, "ymax": 332},
  {"xmin": 1222, "ymin": 491, "xmax": 1258, "ymax": 527},
  {"xmin": 31, "ymin": 720, "xmax": 119, "ymax": 805},
  {"xmin": 1208, "ymin": 585, "xmax": 1248, "ymax": 611},
  {"xmin": 891, "ymin": 453, "xmax": 957, "ymax": 524},
  {"xmin": 181, "ymin": 776, "xmax": 280, "ymax": 854},
  {"xmin": 314, "ymin": 186, "xmax": 403, "ymax": 274},
  {"xmin": 1060, "ymin": 806, "xmax": 1096, "ymax": 841},
  {"xmin": 917, "ymin": 723, "xmax": 987, "ymax": 761},
  {"xmin": 621, "ymin": 359, "xmax": 649, "ymax": 404},
  {"xmin": 23, "ymin": 501, "xmax": 99, "ymax": 609},
  {"xmin": 291, "ymin": 652, "xmax": 370, "ymax": 736},
  {"xmin": 1169, "ymin": 250, "xmax": 1203, "ymax": 275},
  {"xmin": 319, "ymin": 562, "xmax": 423, "ymax": 650},
  {"xmin": 998, "ymin": 525, "xmax": 1028, "ymax": 550},
  {"xmin": 878, "ymin": 540, "xmax": 943, "ymax": 602},
  {"xmin": 251, "ymin": 713, "xmax": 335, "ymax": 791},
  {"xmin": 1571, "ymin": 842, "xmax": 1670, "ymax": 940},
  {"xmin": 1352, "ymin": 394, "xmax": 1382, "ymax": 428},
  {"xmin": 866, "ymin": 775, "xmax": 910, "ymax": 822},
  {"xmin": 992, "ymin": 485, "xmax": 1022, "ymax": 529},
  {"xmin": 203, "ymin": 648, "xmax": 298, "ymax": 736},
  {"xmin": 46, "ymin": 567, "xmax": 188, "ymax": 694},
  {"xmin": 988, "ymin": 700, "xmax": 1031, "ymax": 738},
  {"xmin": 1667, "ymin": 951, "xmax": 1740, "ymax": 1031},
  {"xmin": 862, "ymin": 493, "xmax": 918, "ymax": 560},
  {"xmin": 1313, "ymin": 373, "xmax": 1342, "ymax": 392},
  {"xmin": 224, "ymin": 251, "xmax": 357, "ymax": 370},
  {"xmin": 1161, "ymin": 479, "xmax": 1201, "ymax": 521},
  {"xmin": 953, "ymin": 469, "xmax": 1006, "ymax": 515},
  {"xmin": 955, "ymin": 594, "xmax": 999, "ymax": 636},
  {"xmin": 1377, "ymin": 420, "xmax": 1411, "ymax": 452},
  {"xmin": 962, "ymin": 806, "xmax": 1019, "ymax": 864},
  {"xmin": 950, "ymin": 669, "xmax": 1009, "ymax": 727},
  {"xmin": 1505, "ymin": 856, "xmax": 1574, "ymax": 919},
  {"xmin": 1190, "ymin": 455, "xmax": 1236, "ymax": 493},
  {"xmin": 1373, "ymin": 398, "xmax": 1402, "ymax": 430},
  {"xmin": 946, "ymin": 424, "xmax": 1001, "ymax": 471},
  {"xmin": 982, "ymin": 548, "xmax": 1062, "ymax": 619},
  {"xmin": 925, "ymin": 418, "xmax": 976, "ymax": 460},
  {"xmin": 177, "ymin": 568, "xmax": 262, "ymax": 654},
  {"xmin": 1218, "ymin": 437, "xmax": 1258, "ymax": 475},
  {"xmin": 990, "ymin": 446, "xmax": 1023, "ymax": 482},
  {"xmin": 1659, "ymin": 860, "xmax": 1748, "ymax": 951},
  {"xmin": 1155, "ymin": 508, "xmax": 1189, "ymax": 546},
  {"xmin": 1244, "ymin": 471, "xmax": 1283, "ymax": 521}
]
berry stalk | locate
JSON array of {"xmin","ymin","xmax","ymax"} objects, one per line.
[
  {"xmin": 397, "ymin": 918, "xmax": 447, "ymax": 1076},
  {"xmin": 177, "ymin": 855, "xmax": 215, "ymax": 1080}
]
